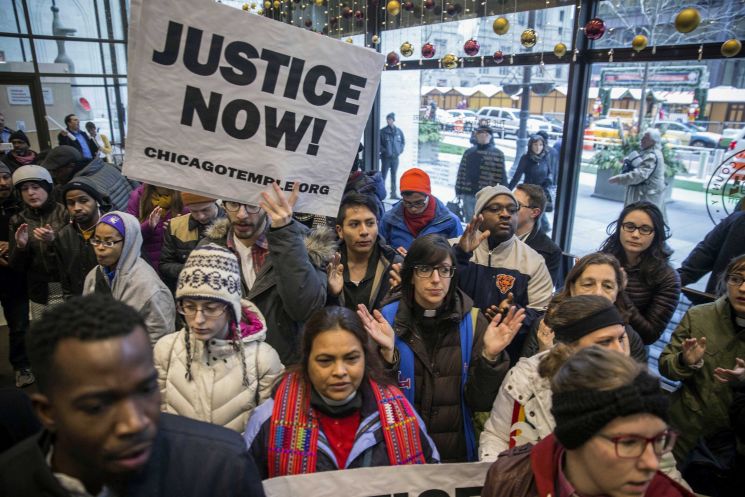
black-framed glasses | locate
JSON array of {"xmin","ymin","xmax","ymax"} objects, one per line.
[
  {"xmin": 621, "ymin": 222, "xmax": 654, "ymax": 236},
  {"xmin": 223, "ymin": 201, "xmax": 261, "ymax": 213},
  {"xmin": 90, "ymin": 238, "xmax": 124, "ymax": 248},
  {"xmin": 726, "ymin": 273, "xmax": 745, "ymax": 287},
  {"xmin": 597, "ymin": 429, "xmax": 677, "ymax": 459},
  {"xmin": 413, "ymin": 265, "xmax": 456, "ymax": 278},
  {"xmin": 403, "ymin": 197, "xmax": 429, "ymax": 209},
  {"xmin": 482, "ymin": 203, "xmax": 518, "ymax": 215},
  {"xmin": 177, "ymin": 302, "xmax": 228, "ymax": 318}
]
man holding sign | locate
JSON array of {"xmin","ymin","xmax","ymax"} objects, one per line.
[{"xmin": 57, "ymin": 114, "xmax": 99, "ymax": 161}]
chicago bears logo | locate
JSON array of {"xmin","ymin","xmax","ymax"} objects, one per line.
[{"xmin": 496, "ymin": 274, "xmax": 515, "ymax": 294}]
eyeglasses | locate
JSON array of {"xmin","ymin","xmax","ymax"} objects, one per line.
[
  {"xmin": 177, "ymin": 302, "xmax": 228, "ymax": 318},
  {"xmin": 726, "ymin": 273, "xmax": 745, "ymax": 287},
  {"xmin": 90, "ymin": 238, "xmax": 123, "ymax": 248},
  {"xmin": 518, "ymin": 203, "xmax": 538, "ymax": 210},
  {"xmin": 482, "ymin": 203, "xmax": 519, "ymax": 215},
  {"xmin": 403, "ymin": 197, "xmax": 429, "ymax": 209},
  {"xmin": 620, "ymin": 222, "xmax": 654, "ymax": 236},
  {"xmin": 597, "ymin": 429, "xmax": 677, "ymax": 459},
  {"xmin": 223, "ymin": 201, "xmax": 261, "ymax": 213},
  {"xmin": 413, "ymin": 265, "xmax": 456, "ymax": 278}
]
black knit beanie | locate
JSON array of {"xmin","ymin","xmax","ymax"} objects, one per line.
[{"xmin": 551, "ymin": 371, "xmax": 669, "ymax": 450}]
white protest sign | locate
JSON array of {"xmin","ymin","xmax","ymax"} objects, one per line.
[
  {"xmin": 262, "ymin": 462, "xmax": 492, "ymax": 497},
  {"xmin": 125, "ymin": 0, "xmax": 384, "ymax": 217}
]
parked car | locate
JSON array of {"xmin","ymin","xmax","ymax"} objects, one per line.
[
  {"xmin": 724, "ymin": 126, "xmax": 745, "ymax": 151},
  {"xmin": 586, "ymin": 118, "xmax": 623, "ymax": 140},
  {"xmin": 476, "ymin": 107, "xmax": 551, "ymax": 138},
  {"xmin": 445, "ymin": 109, "xmax": 478, "ymax": 131},
  {"xmin": 651, "ymin": 121, "xmax": 722, "ymax": 148},
  {"xmin": 720, "ymin": 127, "xmax": 745, "ymax": 149}
]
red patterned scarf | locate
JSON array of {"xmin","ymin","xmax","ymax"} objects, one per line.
[{"xmin": 403, "ymin": 197, "xmax": 436, "ymax": 237}]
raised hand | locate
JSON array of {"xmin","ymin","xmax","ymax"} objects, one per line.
[
  {"xmin": 497, "ymin": 292, "xmax": 514, "ymax": 316},
  {"xmin": 396, "ymin": 246, "xmax": 408, "ymax": 257},
  {"xmin": 148, "ymin": 206, "xmax": 163, "ymax": 229},
  {"xmin": 714, "ymin": 357, "xmax": 745, "ymax": 384},
  {"xmin": 260, "ymin": 182, "xmax": 299, "ymax": 228},
  {"xmin": 356, "ymin": 304, "xmax": 395, "ymax": 363},
  {"xmin": 14, "ymin": 223, "xmax": 29, "ymax": 249},
  {"xmin": 327, "ymin": 252, "xmax": 344, "ymax": 297},
  {"xmin": 536, "ymin": 318, "xmax": 555, "ymax": 352},
  {"xmin": 681, "ymin": 337, "xmax": 707, "ymax": 367},
  {"xmin": 33, "ymin": 223, "xmax": 55, "ymax": 243},
  {"xmin": 482, "ymin": 306, "xmax": 526, "ymax": 361},
  {"xmin": 388, "ymin": 262, "xmax": 402, "ymax": 290},
  {"xmin": 458, "ymin": 213, "xmax": 489, "ymax": 253}
]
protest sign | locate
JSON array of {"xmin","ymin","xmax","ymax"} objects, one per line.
[
  {"xmin": 262, "ymin": 462, "xmax": 492, "ymax": 497},
  {"xmin": 126, "ymin": 0, "xmax": 384, "ymax": 216}
]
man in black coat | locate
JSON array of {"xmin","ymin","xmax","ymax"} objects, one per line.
[
  {"xmin": 1, "ymin": 130, "xmax": 39, "ymax": 172},
  {"xmin": 57, "ymin": 113, "xmax": 99, "ymax": 161},
  {"xmin": 379, "ymin": 112, "xmax": 405, "ymax": 199},
  {"xmin": 513, "ymin": 183, "xmax": 562, "ymax": 286},
  {"xmin": 456, "ymin": 124, "xmax": 508, "ymax": 221},
  {"xmin": 0, "ymin": 294, "xmax": 265, "ymax": 497}
]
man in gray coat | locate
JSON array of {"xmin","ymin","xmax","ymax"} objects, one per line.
[{"xmin": 609, "ymin": 128, "xmax": 667, "ymax": 220}]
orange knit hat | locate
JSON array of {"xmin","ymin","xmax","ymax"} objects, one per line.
[
  {"xmin": 399, "ymin": 168, "xmax": 431, "ymax": 195},
  {"xmin": 181, "ymin": 191, "xmax": 216, "ymax": 206}
]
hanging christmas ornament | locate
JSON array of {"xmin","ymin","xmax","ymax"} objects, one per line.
[
  {"xmin": 386, "ymin": 51, "xmax": 400, "ymax": 66},
  {"xmin": 464, "ymin": 39, "xmax": 480, "ymax": 56},
  {"xmin": 242, "ymin": 3, "xmax": 249, "ymax": 10},
  {"xmin": 553, "ymin": 42, "xmax": 567, "ymax": 58},
  {"xmin": 583, "ymin": 18, "xmax": 606, "ymax": 40},
  {"xmin": 264, "ymin": 1, "xmax": 271, "ymax": 8},
  {"xmin": 273, "ymin": 0, "xmax": 280, "ymax": 8},
  {"xmin": 346, "ymin": 37, "xmax": 354, "ymax": 43},
  {"xmin": 424, "ymin": 0, "xmax": 435, "ymax": 9},
  {"xmin": 355, "ymin": 10, "xmax": 364, "ymax": 20},
  {"xmin": 387, "ymin": 0, "xmax": 401, "ymax": 15},
  {"xmin": 372, "ymin": 34, "xmax": 380, "ymax": 45},
  {"xmin": 445, "ymin": 3, "xmax": 457, "ymax": 16},
  {"xmin": 442, "ymin": 53, "xmax": 458, "ymax": 69},
  {"xmin": 251, "ymin": 2, "xmax": 257, "ymax": 7},
  {"xmin": 674, "ymin": 7, "xmax": 701, "ymax": 34},
  {"xmin": 421, "ymin": 42, "xmax": 436, "ymax": 58},
  {"xmin": 492, "ymin": 17, "xmax": 509, "ymax": 35},
  {"xmin": 631, "ymin": 35, "xmax": 648, "ymax": 52},
  {"xmin": 492, "ymin": 50, "xmax": 504, "ymax": 64},
  {"xmin": 403, "ymin": 1, "xmax": 415, "ymax": 12},
  {"xmin": 400, "ymin": 41, "xmax": 414, "ymax": 57},
  {"xmin": 304, "ymin": 18, "xmax": 313, "ymax": 27},
  {"xmin": 314, "ymin": 0, "xmax": 323, "ymax": 5},
  {"xmin": 342, "ymin": 6, "xmax": 353, "ymax": 18},
  {"xmin": 257, "ymin": 8, "xmax": 263, "ymax": 14},
  {"xmin": 721, "ymin": 39, "xmax": 742, "ymax": 58},
  {"xmin": 520, "ymin": 29, "xmax": 537, "ymax": 48}
]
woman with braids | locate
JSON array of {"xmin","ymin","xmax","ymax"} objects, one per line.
[
  {"xmin": 244, "ymin": 306, "xmax": 439, "ymax": 478},
  {"xmin": 482, "ymin": 346, "xmax": 694, "ymax": 497},
  {"xmin": 154, "ymin": 244, "xmax": 283, "ymax": 433},
  {"xmin": 599, "ymin": 201, "xmax": 680, "ymax": 344}
]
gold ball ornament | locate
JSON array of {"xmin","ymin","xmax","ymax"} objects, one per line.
[
  {"xmin": 387, "ymin": 0, "xmax": 401, "ymax": 16},
  {"xmin": 553, "ymin": 42, "xmax": 567, "ymax": 58},
  {"xmin": 442, "ymin": 53, "xmax": 458, "ymax": 69},
  {"xmin": 492, "ymin": 17, "xmax": 509, "ymax": 36},
  {"xmin": 251, "ymin": 2, "xmax": 257, "ymax": 7},
  {"xmin": 242, "ymin": 3, "xmax": 249, "ymax": 10},
  {"xmin": 631, "ymin": 35, "xmax": 648, "ymax": 52},
  {"xmin": 346, "ymin": 38, "xmax": 354, "ymax": 44},
  {"xmin": 257, "ymin": 8, "xmax": 263, "ymax": 14},
  {"xmin": 520, "ymin": 29, "xmax": 537, "ymax": 48},
  {"xmin": 721, "ymin": 39, "xmax": 742, "ymax": 58},
  {"xmin": 264, "ymin": 1, "xmax": 271, "ymax": 8},
  {"xmin": 314, "ymin": 0, "xmax": 323, "ymax": 5},
  {"xmin": 273, "ymin": 0, "xmax": 280, "ymax": 8},
  {"xmin": 400, "ymin": 41, "xmax": 414, "ymax": 57},
  {"xmin": 675, "ymin": 8, "xmax": 701, "ymax": 34},
  {"xmin": 372, "ymin": 34, "xmax": 380, "ymax": 45}
]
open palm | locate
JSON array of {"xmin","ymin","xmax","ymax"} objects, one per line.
[{"xmin": 483, "ymin": 306, "xmax": 526, "ymax": 361}]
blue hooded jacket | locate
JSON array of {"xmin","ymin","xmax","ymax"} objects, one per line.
[{"xmin": 379, "ymin": 197, "xmax": 463, "ymax": 250}]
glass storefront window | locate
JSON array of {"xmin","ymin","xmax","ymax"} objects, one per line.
[{"xmin": 0, "ymin": 37, "xmax": 33, "ymax": 67}]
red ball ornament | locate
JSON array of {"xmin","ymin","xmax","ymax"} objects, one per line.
[
  {"xmin": 584, "ymin": 18, "xmax": 606, "ymax": 40},
  {"xmin": 445, "ymin": 3, "xmax": 456, "ymax": 15},
  {"xmin": 354, "ymin": 10, "xmax": 364, "ymax": 19},
  {"xmin": 342, "ymin": 6, "xmax": 353, "ymax": 18},
  {"xmin": 386, "ymin": 51, "xmax": 400, "ymax": 66},
  {"xmin": 421, "ymin": 42, "xmax": 436, "ymax": 58},
  {"xmin": 304, "ymin": 19, "xmax": 312, "ymax": 27},
  {"xmin": 463, "ymin": 38, "xmax": 480, "ymax": 56},
  {"xmin": 424, "ymin": 0, "xmax": 435, "ymax": 9},
  {"xmin": 403, "ymin": 1, "xmax": 414, "ymax": 11},
  {"xmin": 493, "ymin": 50, "xmax": 504, "ymax": 64}
]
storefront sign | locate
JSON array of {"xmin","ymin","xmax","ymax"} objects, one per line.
[
  {"xmin": 263, "ymin": 462, "xmax": 492, "ymax": 497},
  {"xmin": 6, "ymin": 86, "xmax": 54, "ymax": 106},
  {"xmin": 125, "ymin": 0, "xmax": 384, "ymax": 216},
  {"xmin": 599, "ymin": 67, "xmax": 707, "ymax": 89},
  {"xmin": 706, "ymin": 147, "xmax": 745, "ymax": 224}
]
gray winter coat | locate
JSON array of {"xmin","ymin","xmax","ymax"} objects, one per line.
[
  {"xmin": 614, "ymin": 144, "xmax": 667, "ymax": 217},
  {"xmin": 83, "ymin": 211, "xmax": 176, "ymax": 345},
  {"xmin": 72, "ymin": 158, "xmax": 134, "ymax": 211}
]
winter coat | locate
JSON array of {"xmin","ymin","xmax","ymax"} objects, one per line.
[
  {"xmin": 379, "ymin": 125, "xmax": 405, "ymax": 159},
  {"xmin": 384, "ymin": 289, "xmax": 510, "ymax": 462},
  {"xmin": 54, "ymin": 222, "xmax": 98, "ymax": 299},
  {"xmin": 508, "ymin": 148, "xmax": 553, "ymax": 191},
  {"xmin": 679, "ymin": 211, "xmax": 745, "ymax": 299},
  {"xmin": 0, "ymin": 413, "xmax": 266, "ymax": 497},
  {"xmin": 83, "ymin": 211, "xmax": 176, "ymax": 345},
  {"xmin": 8, "ymin": 198, "xmax": 68, "ymax": 304},
  {"xmin": 154, "ymin": 300, "xmax": 284, "ymax": 433},
  {"xmin": 200, "ymin": 219, "xmax": 335, "ymax": 365},
  {"xmin": 620, "ymin": 262, "xmax": 680, "ymax": 344},
  {"xmin": 380, "ymin": 197, "xmax": 463, "ymax": 251},
  {"xmin": 1, "ymin": 150, "xmax": 38, "ymax": 173},
  {"xmin": 160, "ymin": 210, "xmax": 224, "ymax": 292},
  {"xmin": 481, "ymin": 434, "xmax": 695, "ymax": 497},
  {"xmin": 455, "ymin": 143, "xmax": 507, "ymax": 196},
  {"xmin": 244, "ymin": 378, "xmax": 439, "ymax": 478},
  {"xmin": 659, "ymin": 296, "xmax": 745, "ymax": 463},
  {"xmin": 0, "ymin": 196, "xmax": 26, "ymax": 294},
  {"xmin": 613, "ymin": 144, "xmax": 667, "ymax": 215},
  {"xmin": 58, "ymin": 130, "xmax": 99, "ymax": 158},
  {"xmin": 521, "ymin": 224, "xmax": 562, "ymax": 286},
  {"xmin": 126, "ymin": 184, "xmax": 188, "ymax": 272},
  {"xmin": 71, "ymin": 157, "xmax": 134, "ymax": 211}
]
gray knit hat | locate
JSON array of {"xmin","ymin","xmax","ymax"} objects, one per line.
[
  {"xmin": 474, "ymin": 185, "xmax": 518, "ymax": 216},
  {"xmin": 12, "ymin": 165, "xmax": 53, "ymax": 190}
]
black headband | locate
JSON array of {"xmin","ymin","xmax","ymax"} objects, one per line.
[
  {"xmin": 551, "ymin": 371, "xmax": 669, "ymax": 450},
  {"xmin": 553, "ymin": 305, "xmax": 625, "ymax": 343}
]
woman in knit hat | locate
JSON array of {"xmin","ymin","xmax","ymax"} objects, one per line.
[
  {"xmin": 9, "ymin": 165, "xmax": 68, "ymax": 321},
  {"xmin": 82, "ymin": 211, "xmax": 176, "ymax": 344},
  {"xmin": 154, "ymin": 244, "xmax": 283, "ymax": 433},
  {"xmin": 482, "ymin": 346, "xmax": 694, "ymax": 497}
]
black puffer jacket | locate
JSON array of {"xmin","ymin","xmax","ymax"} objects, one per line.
[
  {"xmin": 54, "ymin": 223, "xmax": 98, "ymax": 299},
  {"xmin": 386, "ymin": 289, "xmax": 509, "ymax": 462},
  {"xmin": 71, "ymin": 158, "xmax": 134, "ymax": 211},
  {"xmin": 455, "ymin": 142, "xmax": 508, "ymax": 195},
  {"xmin": 8, "ymin": 198, "xmax": 68, "ymax": 303}
]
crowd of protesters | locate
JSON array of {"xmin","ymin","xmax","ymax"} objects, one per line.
[{"xmin": 0, "ymin": 120, "xmax": 743, "ymax": 497}]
